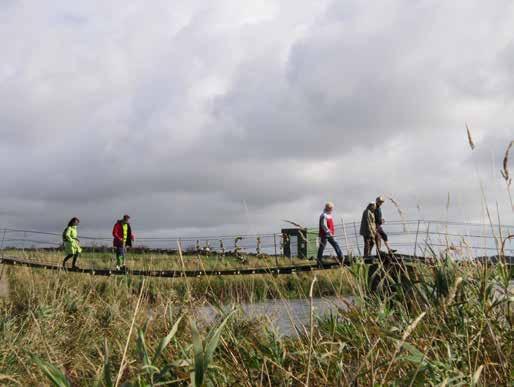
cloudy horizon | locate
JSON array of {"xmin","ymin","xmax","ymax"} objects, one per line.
[{"xmin": 1, "ymin": 0, "xmax": 513, "ymax": 238}]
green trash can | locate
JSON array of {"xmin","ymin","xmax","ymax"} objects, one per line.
[{"xmin": 282, "ymin": 228, "xmax": 319, "ymax": 259}]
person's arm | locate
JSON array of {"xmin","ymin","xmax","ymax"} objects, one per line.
[
  {"xmin": 320, "ymin": 214, "xmax": 330, "ymax": 235},
  {"xmin": 64, "ymin": 227, "xmax": 73, "ymax": 242},
  {"xmin": 367, "ymin": 212, "xmax": 375, "ymax": 236},
  {"xmin": 112, "ymin": 224, "xmax": 123, "ymax": 242}
]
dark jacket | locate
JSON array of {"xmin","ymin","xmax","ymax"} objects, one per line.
[
  {"xmin": 374, "ymin": 207, "xmax": 384, "ymax": 225},
  {"xmin": 112, "ymin": 221, "xmax": 134, "ymax": 247},
  {"xmin": 360, "ymin": 208, "xmax": 376, "ymax": 238}
]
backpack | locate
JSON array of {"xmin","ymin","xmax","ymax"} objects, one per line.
[{"xmin": 62, "ymin": 227, "xmax": 70, "ymax": 243}]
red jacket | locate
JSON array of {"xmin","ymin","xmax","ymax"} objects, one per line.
[
  {"xmin": 112, "ymin": 221, "xmax": 134, "ymax": 247},
  {"xmin": 319, "ymin": 212, "xmax": 335, "ymax": 237}
]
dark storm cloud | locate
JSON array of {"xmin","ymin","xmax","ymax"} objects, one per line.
[{"xmin": 0, "ymin": 0, "xmax": 513, "ymax": 238}]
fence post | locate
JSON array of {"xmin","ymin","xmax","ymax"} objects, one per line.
[
  {"xmin": 414, "ymin": 220, "xmax": 421, "ymax": 257},
  {"xmin": 341, "ymin": 217, "xmax": 351, "ymax": 259},
  {"xmin": 353, "ymin": 222, "xmax": 362, "ymax": 257},
  {"xmin": 273, "ymin": 234, "xmax": 277, "ymax": 256}
]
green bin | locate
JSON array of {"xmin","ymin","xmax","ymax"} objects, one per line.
[{"xmin": 282, "ymin": 228, "xmax": 319, "ymax": 259}]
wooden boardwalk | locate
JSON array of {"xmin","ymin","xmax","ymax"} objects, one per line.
[{"xmin": 1, "ymin": 254, "xmax": 511, "ymax": 278}]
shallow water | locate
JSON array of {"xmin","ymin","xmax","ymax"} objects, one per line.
[{"xmin": 193, "ymin": 296, "xmax": 353, "ymax": 336}]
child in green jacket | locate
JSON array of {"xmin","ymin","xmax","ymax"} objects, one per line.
[{"xmin": 62, "ymin": 217, "xmax": 82, "ymax": 269}]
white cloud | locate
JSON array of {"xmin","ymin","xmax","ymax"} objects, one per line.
[{"xmin": 0, "ymin": 0, "xmax": 512, "ymax": 237}]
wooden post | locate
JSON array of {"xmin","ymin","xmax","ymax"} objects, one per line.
[{"xmin": 353, "ymin": 222, "xmax": 362, "ymax": 256}]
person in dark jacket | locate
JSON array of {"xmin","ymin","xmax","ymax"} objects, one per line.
[
  {"xmin": 112, "ymin": 215, "xmax": 134, "ymax": 270},
  {"xmin": 317, "ymin": 202, "xmax": 343, "ymax": 265},
  {"xmin": 62, "ymin": 217, "xmax": 81, "ymax": 269},
  {"xmin": 360, "ymin": 202, "xmax": 377, "ymax": 257},
  {"xmin": 375, "ymin": 196, "xmax": 396, "ymax": 254}
]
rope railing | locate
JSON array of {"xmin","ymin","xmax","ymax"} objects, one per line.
[{"xmin": 1, "ymin": 219, "xmax": 513, "ymax": 256}]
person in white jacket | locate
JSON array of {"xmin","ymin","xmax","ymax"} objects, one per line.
[{"xmin": 317, "ymin": 202, "xmax": 343, "ymax": 265}]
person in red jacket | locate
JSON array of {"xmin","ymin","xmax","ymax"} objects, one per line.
[
  {"xmin": 112, "ymin": 214, "xmax": 134, "ymax": 270},
  {"xmin": 317, "ymin": 202, "xmax": 343, "ymax": 266}
]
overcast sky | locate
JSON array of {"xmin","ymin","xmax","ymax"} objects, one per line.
[{"xmin": 1, "ymin": 0, "xmax": 513, "ymax": 238}]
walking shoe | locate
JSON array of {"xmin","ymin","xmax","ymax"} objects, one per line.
[{"xmin": 116, "ymin": 265, "xmax": 120, "ymax": 271}]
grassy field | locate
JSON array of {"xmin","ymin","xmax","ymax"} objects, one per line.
[{"xmin": 0, "ymin": 250, "xmax": 512, "ymax": 385}]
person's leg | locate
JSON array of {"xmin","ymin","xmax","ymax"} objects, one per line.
[
  {"xmin": 384, "ymin": 240, "xmax": 396, "ymax": 253},
  {"xmin": 120, "ymin": 246, "xmax": 126, "ymax": 268},
  {"xmin": 72, "ymin": 253, "xmax": 79, "ymax": 268},
  {"xmin": 317, "ymin": 236, "xmax": 327, "ymax": 263},
  {"xmin": 364, "ymin": 237, "xmax": 375, "ymax": 257},
  {"xmin": 377, "ymin": 227, "xmax": 388, "ymax": 252},
  {"xmin": 63, "ymin": 254, "xmax": 73, "ymax": 267},
  {"xmin": 376, "ymin": 229, "xmax": 382, "ymax": 252},
  {"xmin": 363, "ymin": 237, "xmax": 370, "ymax": 257},
  {"xmin": 116, "ymin": 247, "xmax": 124, "ymax": 269},
  {"xmin": 377, "ymin": 227, "xmax": 395, "ymax": 253},
  {"xmin": 381, "ymin": 231, "xmax": 396, "ymax": 253},
  {"xmin": 327, "ymin": 236, "xmax": 343, "ymax": 261}
]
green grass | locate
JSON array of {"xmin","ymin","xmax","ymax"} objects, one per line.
[
  {"xmin": 0, "ymin": 253, "xmax": 512, "ymax": 385},
  {"xmin": 3, "ymin": 249, "xmax": 311, "ymax": 271}
]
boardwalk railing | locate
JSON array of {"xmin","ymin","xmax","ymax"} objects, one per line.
[{"xmin": 1, "ymin": 219, "xmax": 513, "ymax": 258}]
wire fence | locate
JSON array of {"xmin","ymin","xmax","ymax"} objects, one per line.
[{"xmin": 1, "ymin": 219, "xmax": 513, "ymax": 258}]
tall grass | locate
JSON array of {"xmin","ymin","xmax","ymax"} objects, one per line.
[{"xmin": 0, "ymin": 254, "xmax": 511, "ymax": 385}]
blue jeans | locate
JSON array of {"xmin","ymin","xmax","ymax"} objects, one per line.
[
  {"xmin": 116, "ymin": 246, "xmax": 126, "ymax": 266},
  {"xmin": 317, "ymin": 235, "xmax": 343, "ymax": 261}
]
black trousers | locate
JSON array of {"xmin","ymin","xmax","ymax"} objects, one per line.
[
  {"xmin": 317, "ymin": 235, "xmax": 343, "ymax": 260},
  {"xmin": 63, "ymin": 253, "xmax": 79, "ymax": 267}
]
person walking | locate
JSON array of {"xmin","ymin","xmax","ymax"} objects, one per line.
[
  {"xmin": 62, "ymin": 217, "xmax": 82, "ymax": 269},
  {"xmin": 317, "ymin": 202, "xmax": 343, "ymax": 265},
  {"xmin": 112, "ymin": 215, "xmax": 135, "ymax": 270},
  {"xmin": 375, "ymin": 196, "xmax": 396, "ymax": 254},
  {"xmin": 360, "ymin": 202, "xmax": 377, "ymax": 257}
]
